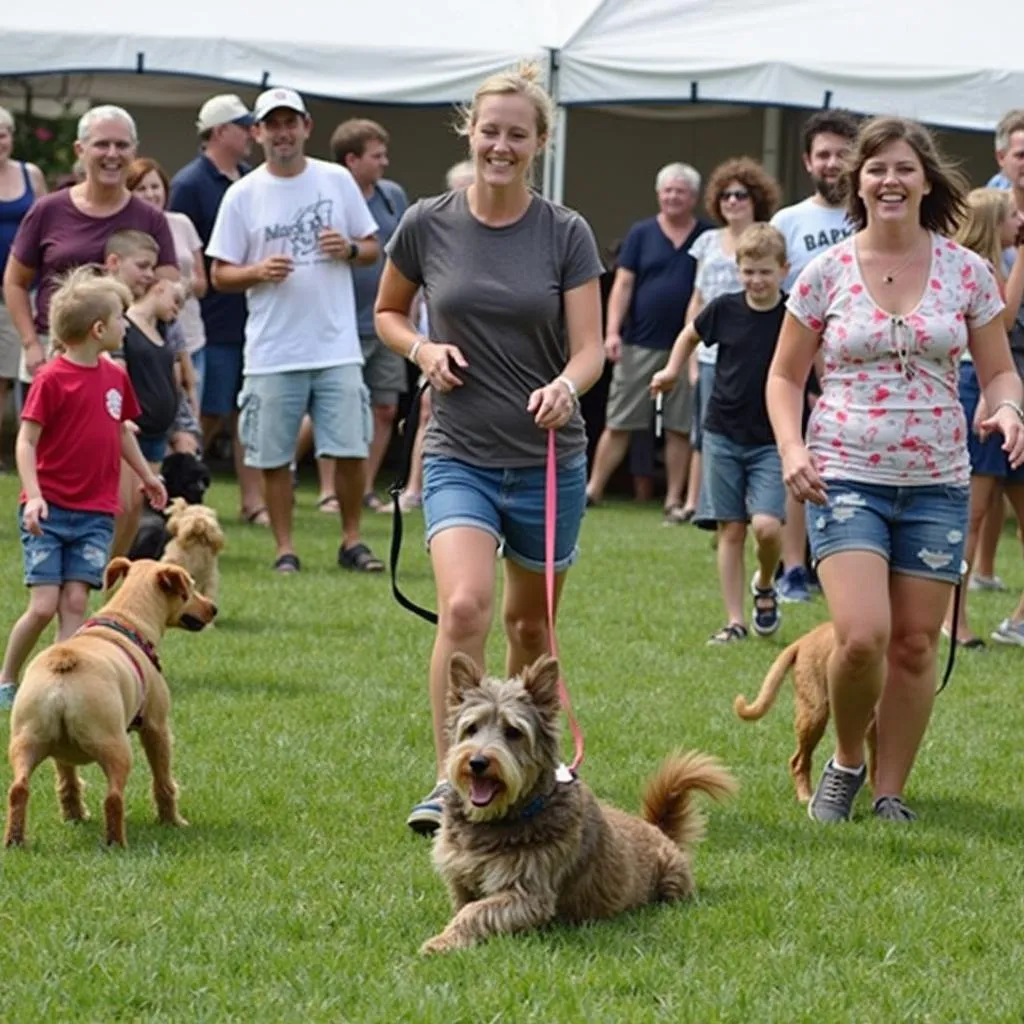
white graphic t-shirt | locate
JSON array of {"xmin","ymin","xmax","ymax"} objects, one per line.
[
  {"xmin": 771, "ymin": 197, "xmax": 853, "ymax": 291},
  {"xmin": 207, "ymin": 158, "xmax": 378, "ymax": 375}
]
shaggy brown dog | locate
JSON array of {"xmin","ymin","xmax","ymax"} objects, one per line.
[
  {"xmin": 161, "ymin": 498, "xmax": 224, "ymax": 604},
  {"xmin": 422, "ymin": 653, "xmax": 737, "ymax": 954},
  {"xmin": 5, "ymin": 558, "xmax": 217, "ymax": 848},
  {"xmin": 733, "ymin": 622, "xmax": 876, "ymax": 802}
]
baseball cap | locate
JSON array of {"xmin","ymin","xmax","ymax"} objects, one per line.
[
  {"xmin": 196, "ymin": 94, "xmax": 254, "ymax": 132},
  {"xmin": 253, "ymin": 87, "xmax": 308, "ymax": 123}
]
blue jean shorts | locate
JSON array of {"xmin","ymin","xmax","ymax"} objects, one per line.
[
  {"xmin": 422, "ymin": 453, "xmax": 587, "ymax": 574},
  {"xmin": 18, "ymin": 504, "xmax": 115, "ymax": 589},
  {"xmin": 696, "ymin": 430, "xmax": 786, "ymax": 526},
  {"xmin": 137, "ymin": 433, "xmax": 168, "ymax": 464},
  {"xmin": 960, "ymin": 362, "xmax": 1024, "ymax": 482},
  {"xmin": 691, "ymin": 361, "xmax": 716, "ymax": 452},
  {"xmin": 805, "ymin": 479, "xmax": 969, "ymax": 584},
  {"xmin": 238, "ymin": 364, "xmax": 373, "ymax": 469}
]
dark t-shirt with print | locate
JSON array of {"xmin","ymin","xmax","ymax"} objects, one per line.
[
  {"xmin": 696, "ymin": 291, "xmax": 786, "ymax": 447},
  {"xmin": 617, "ymin": 216, "xmax": 711, "ymax": 351}
]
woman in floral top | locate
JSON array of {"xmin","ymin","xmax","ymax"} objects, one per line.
[{"xmin": 767, "ymin": 116, "xmax": 1024, "ymax": 825}]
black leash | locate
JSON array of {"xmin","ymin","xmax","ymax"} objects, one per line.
[
  {"xmin": 937, "ymin": 567, "xmax": 966, "ymax": 694},
  {"xmin": 389, "ymin": 380, "xmax": 437, "ymax": 625}
]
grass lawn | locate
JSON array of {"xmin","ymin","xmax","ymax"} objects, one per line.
[{"xmin": 1, "ymin": 470, "xmax": 1022, "ymax": 1022}]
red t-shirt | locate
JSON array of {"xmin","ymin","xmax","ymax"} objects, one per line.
[{"xmin": 20, "ymin": 356, "xmax": 142, "ymax": 514}]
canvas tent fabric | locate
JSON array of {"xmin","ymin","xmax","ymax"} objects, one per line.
[{"xmin": 557, "ymin": 0, "xmax": 1023, "ymax": 132}]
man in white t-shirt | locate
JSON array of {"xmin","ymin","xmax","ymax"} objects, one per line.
[
  {"xmin": 769, "ymin": 109, "xmax": 858, "ymax": 602},
  {"xmin": 208, "ymin": 87, "xmax": 383, "ymax": 574}
]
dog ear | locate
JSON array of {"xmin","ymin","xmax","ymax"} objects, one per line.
[
  {"xmin": 521, "ymin": 654, "xmax": 561, "ymax": 711},
  {"xmin": 447, "ymin": 652, "xmax": 483, "ymax": 709},
  {"xmin": 104, "ymin": 557, "xmax": 132, "ymax": 591},
  {"xmin": 156, "ymin": 565, "xmax": 192, "ymax": 600}
]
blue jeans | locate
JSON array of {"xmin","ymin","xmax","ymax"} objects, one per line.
[
  {"xmin": 698, "ymin": 431, "xmax": 786, "ymax": 525},
  {"xmin": 18, "ymin": 504, "xmax": 115, "ymax": 589},
  {"xmin": 422, "ymin": 453, "xmax": 587, "ymax": 574},
  {"xmin": 805, "ymin": 479, "xmax": 969, "ymax": 583}
]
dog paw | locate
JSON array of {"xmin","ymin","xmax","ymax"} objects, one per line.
[
  {"xmin": 159, "ymin": 814, "xmax": 189, "ymax": 828},
  {"xmin": 420, "ymin": 932, "xmax": 466, "ymax": 955}
]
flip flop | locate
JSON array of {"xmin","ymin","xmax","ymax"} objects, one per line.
[
  {"xmin": 273, "ymin": 553, "xmax": 301, "ymax": 574},
  {"xmin": 317, "ymin": 495, "xmax": 340, "ymax": 514},
  {"xmin": 241, "ymin": 506, "xmax": 270, "ymax": 527}
]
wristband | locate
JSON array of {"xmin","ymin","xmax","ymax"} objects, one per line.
[
  {"xmin": 347, "ymin": 242, "xmax": 359, "ymax": 261},
  {"xmin": 556, "ymin": 375, "xmax": 580, "ymax": 407},
  {"xmin": 407, "ymin": 338, "xmax": 425, "ymax": 365},
  {"xmin": 993, "ymin": 399, "xmax": 1024, "ymax": 422}
]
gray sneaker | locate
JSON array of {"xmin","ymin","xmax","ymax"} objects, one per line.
[
  {"xmin": 991, "ymin": 619, "xmax": 1024, "ymax": 646},
  {"xmin": 406, "ymin": 781, "xmax": 451, "ymax": 837},
  {"xmin": 873, "ymin": 795, "xmax": 917, "ymax": 822},
  {"xmin": 0, "ymin": 682, "xmax": 16, "ymax": 712},
  {"xmin": 808, "ymin": 758, "xmax": 866, "ymax": 822}
]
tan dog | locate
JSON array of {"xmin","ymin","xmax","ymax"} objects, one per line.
[
  {"xmin": 422, "ymin": 653, "xmax": 737, "ymax": 954},
  {"xmin": 734, "ymin": 622, "xmax": 876, "ymax": 802},
  {"xmin": 161, "ymin": 498, "xmax": 224, "ymax": 605},
  {"xmin": 5, "ymin": 557, "xmax": 217, "ymax": 848}
]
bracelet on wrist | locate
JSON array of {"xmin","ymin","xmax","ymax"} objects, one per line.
[
  {"xmin": 993, "ymin": 399, "xmax": 1024, "ymax": 422},
  {"xmin": 407, "ymin": 338, "xmax": 425, "ymax": 364},
  {"xmin": 556, "ymin": 375, "xmax": 580, "ymax": 407}
]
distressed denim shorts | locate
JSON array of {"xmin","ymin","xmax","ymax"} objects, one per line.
[
  {"xmin": 422, "ymin": 453, "xmax": 587, "ymax": 574},
  {"xmin": 18, "ymin": 504, "xmax": 115, "ymax": 589},
  {"xmin": 805, "ymin": 479, "xmax": 969, "ymax": 584}
]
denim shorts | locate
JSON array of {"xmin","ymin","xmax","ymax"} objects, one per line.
[
  {"xmin": 18, "ymin": 504, "xmax": 115, "ymax": 589},
  {"xmin": 805, "ymin": 479, "xmax": 969, "ymax": 584},
  {"xmin": 238, "ymin": 364, "xmax": 373, "ymax": 469},
  {"xmin": 960, "ymin": 362, "xmax": 1024, "ymax": 482},
  {"xmin": 696, "ymin": 431, "xmax": 786, "ymax": 526},
  {"xmin": 691, "ymin": 361, "xmax": 716, "ymax": 452},
  {"xmin": 201, "ymin": 344, "xmax": 243, "ymax": 418},
  {"xmin": 422, "ymin": 453, "xmax": 587, "ymax": 574},
  {"xmin": 137, "ymin": 433, "xmax": 168, "ymax": 464}
]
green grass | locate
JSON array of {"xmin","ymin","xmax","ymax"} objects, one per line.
[{"xmin": 1, "ymin": 472, "xmax": 1023, "ymax": 1022}]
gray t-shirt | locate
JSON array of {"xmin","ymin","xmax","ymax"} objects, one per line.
[{"xmin": 387, "ymin": 190, "xmax": 603, "ymax": 468}]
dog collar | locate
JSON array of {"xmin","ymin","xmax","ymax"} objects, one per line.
[{"xmin": 82, "ymin": 616, "xmax": 162, "ymax": 674}]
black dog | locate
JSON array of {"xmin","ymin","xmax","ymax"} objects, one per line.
[{"xmin": 128, "ymin": 452, "xmax": 212, "ymax": 561}]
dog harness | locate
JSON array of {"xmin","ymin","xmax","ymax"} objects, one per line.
[{"xmin": 78, "ymin": 616, "xmax": 162, "ymax": 731}]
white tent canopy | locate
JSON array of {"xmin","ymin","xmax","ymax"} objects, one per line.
[
  {"xmin": 0, "ymin": 0, "xmax": 594, "ymax": 106},
  {"xmin": 558, "ymin": 0, "xmax": 1022, "ymax": 132}
]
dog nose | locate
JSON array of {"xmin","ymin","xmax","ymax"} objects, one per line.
[
  {"xmin": 469, "ymin": 754, "xmax": 490, "ymax": 775},
  {"xmin": 209, "ymin": 604, "xmax": 219, "ymax": 617}
]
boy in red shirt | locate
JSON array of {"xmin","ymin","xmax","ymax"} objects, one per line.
[{"xmin": 0, "ymin": 267, "xmax": 168, "ymax": 710}]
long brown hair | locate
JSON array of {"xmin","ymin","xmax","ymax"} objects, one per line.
[{"xmin": 126, "ymin": 157, "xmax": 170, "ymax": 208}]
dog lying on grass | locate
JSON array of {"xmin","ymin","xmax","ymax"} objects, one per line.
[
  {"xmin": 734, "ymin": 621, "xmax": 877, "ymax": 802},
  {"xmin": 422, "ymin": 652, "xmax": 737, "ymax": 954},
  {"xmin": 5, "ymin": 558, "xmax": 217, "ymax": 848}
]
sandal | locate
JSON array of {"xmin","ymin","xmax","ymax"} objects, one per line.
[
  {"xmin": 317, "ymin": 494, "xmax": 341, "ymax": 514},
  {"xmin": 362, "ymin": 494, "xmax": 384, "ymax": 512},
  {"xmin": 707, "ymin": 623, "xmax": 748, "ymax": 646},
  {"xmin": 241, "ymin": 506, "xmax": 270, "ymax": 527},
  {"xmin": 338, "ymin": 542, "xmax": 384, "ymax": 573},
  {"xmin": 273, "ymin": 553, "xmax": 301, "ymax": 574}
]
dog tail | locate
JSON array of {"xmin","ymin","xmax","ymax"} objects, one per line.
[
  {"xmin": 642, "ymin": 751, "xmax": 738, "ymax": 849},
  {"xmin": 733, "ymin": 636, "xmax": 803, "ymax": 720},
  {"xmin": 46, "ymin": 646, "xmax": 80, "ymax": 674}
]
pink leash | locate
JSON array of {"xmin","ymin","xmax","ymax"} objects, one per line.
[{"xmin": 545, "ymin": 430, "xmax": 585, "ymax": 774}]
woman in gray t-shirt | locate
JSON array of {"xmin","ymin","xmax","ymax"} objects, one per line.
[{"xmin": 375, "ymin": 65, "xmax": 605, "ymax": 837}]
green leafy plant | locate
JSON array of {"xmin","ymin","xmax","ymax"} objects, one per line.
[{"xmin": 13, "ymin": 114, "xmax": 78, "ymax": 184}]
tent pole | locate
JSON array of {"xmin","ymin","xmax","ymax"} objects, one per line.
[
  {"xmin": 761, "ymin": 106, "xmax": 782, "ymax": 181},
  {"xmin": 541, "ymin": 47, "xmax": 567, "ymax": 204}
]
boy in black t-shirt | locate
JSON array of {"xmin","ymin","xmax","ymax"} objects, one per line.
[{"xmin": 651, "ymin": 224, "xmax": 788, "ymax": 645}]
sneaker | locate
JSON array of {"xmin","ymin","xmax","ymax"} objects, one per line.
[
  {"xmin": 969, "ymin": 573, "xmax": 1006, "ymax": 592},
  {"xmin": 776, "ymin": 565, "xmax": 812, "ymax": 603},
  {"xmin": 707, "ymin": 623, "xmax": 748, "ymax": 646},
  {"xmin": 752, "ymin": 585, "xmax": 781, "ymax": 636},
  {"xmin": 662, "ymin": 505, "xmax": 695, "ymax": 525},
  {"xmin": 808, "ymin": 758, "xmax": 866, "ymax": 822},
  {"xmin": 872, "ymin": 795, "xmax": 918, "ymax": 822},
  {"xmin": 0, "ymin": 682, "xmax": 16, "ymax": 711},
  {"xmin": 990, "ymin": 618, "xmax": 1024, "ymax": 646},
  {"xmin": 407, "ymin": 781, "xmax": 451, "ymax": 837}
]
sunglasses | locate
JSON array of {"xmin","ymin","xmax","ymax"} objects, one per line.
[{"xmin": 721, "ymin": 188, "xmax": 751, "ymax": 202}]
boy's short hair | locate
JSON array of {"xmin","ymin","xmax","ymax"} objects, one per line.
[
  {"xmin": 104, "ymin": 229, "xmax": 159, "ymax": 261},
  {"xmin": 49, "ymin": 267, "xmax": 133, "ymax": 347},
  {"xmin": 736, "ymin": 223, "xmax": 787, "ymax": 267}
]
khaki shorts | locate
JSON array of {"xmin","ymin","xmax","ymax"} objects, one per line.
[
  {"xmin": 0, "ymin": 303, "xmax": 20, "ymax": 380},
  {"xmin": 359, "ymin": 334, "xmax": 408, "ymax": 407},
  {"xmin": 605, "ymin": 344, "xmax": 694, "ymax": 433}
]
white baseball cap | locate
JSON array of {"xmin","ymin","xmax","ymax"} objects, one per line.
[
  {"xmin": 196, "ymin": 94, "xmax": 254, "ymax": 132},
  {"xmin": 253, "ymin": 87, "xmax": 308, "ymax": 122}
]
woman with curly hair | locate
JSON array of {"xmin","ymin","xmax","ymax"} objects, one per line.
[{"xmin": 681, "ymin": 157, "xmax": 781, "ymax": 519}]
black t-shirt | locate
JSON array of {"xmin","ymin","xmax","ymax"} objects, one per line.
[
  {"xmin": 122, "ymin": 320, "xmax": 178, "ymax": 437},
  {"xmin": 695, "ymin": 292, "xmax": 786, "ymax": 446}
]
